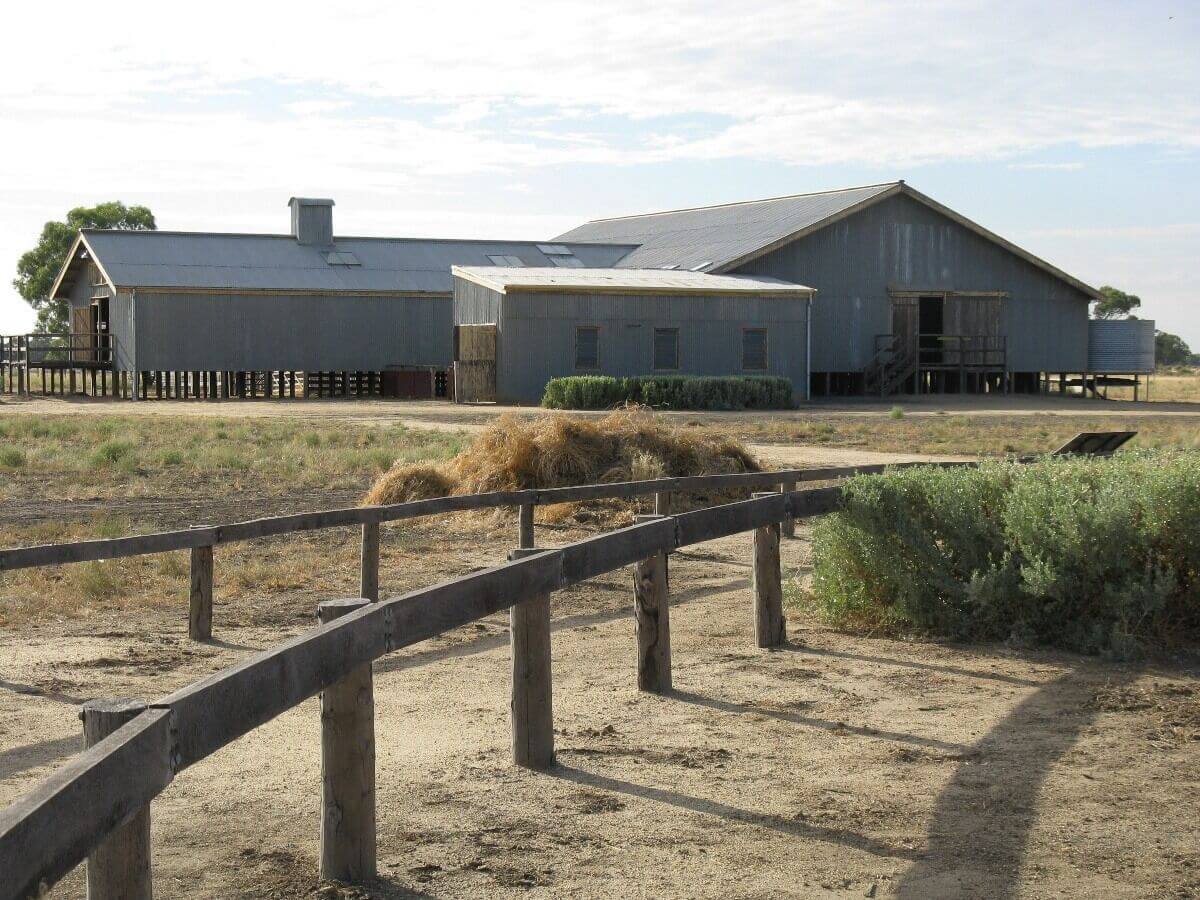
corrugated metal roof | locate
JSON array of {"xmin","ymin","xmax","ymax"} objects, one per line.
[
  {"xmin": 451, "ymin": 266, "xmax": 814, "ymax": 296},
  {"xmin": 75, "ymin": 231, "xmax": 637, "ymax": 295},
  {"xmin": 553, "ymin": 183, "xmax": 899, "ymax": 271},
  {"xmin": 554, "ymin": 181, "xmax": 1102, "ymax": 299}
]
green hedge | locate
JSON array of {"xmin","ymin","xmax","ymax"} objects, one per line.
[
  {"xmin": 807, "ymin": 452, "xmax": 1200, "ymax": 657},
  {"xmin": 541, "ymin": 375, "xmax": 793, "ymax": 410}
]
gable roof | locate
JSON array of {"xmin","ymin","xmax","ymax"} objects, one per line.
[
  {"xmin": 554, "ymin": 181, "xmax": 1102, "ymax": 299},
  {"xmin": 452, "ymin": 266, "xmax": 814, "ymax": 296},
  {"xmin": 554, "ymin": 183, "xmax": 896, "ymax": 272},
  {"xmin": 53, "ymin": 231, "xmax": 637, "ymax": 297}
]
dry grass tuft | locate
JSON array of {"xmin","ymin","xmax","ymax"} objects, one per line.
[{"xmin": 364, "ymin": 408, "xmax": 761, "ymax": 511}]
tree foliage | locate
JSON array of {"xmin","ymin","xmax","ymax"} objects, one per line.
[
  {"xmin": 1091, "ymin": 285, "xmax": 1141, "ymax": 320},
  {"xmin": 1155, "ymin": 330, "xmax": 1194, "ymax": 367},
  {"xmin": 13, "ymin": 202, "xmax": 156, "ymax": 333}
]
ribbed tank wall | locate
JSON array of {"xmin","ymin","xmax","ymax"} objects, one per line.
[{"xmin": 1087, "ymin": 319, "xmax": 1155, "ymax": 373}]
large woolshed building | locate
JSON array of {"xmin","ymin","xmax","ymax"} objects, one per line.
[
  {"xmin": 557, "ymin": 181, "xmax": 1117, "ymax": 397},
  {"xmin": 17, "ymin": 182, "xmax": 1149, "ymax": 404}
]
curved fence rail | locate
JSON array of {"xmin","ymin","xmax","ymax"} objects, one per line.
[{"xmin": 0, "ymin": 434, "xmax": 1128, "ymax": 897}]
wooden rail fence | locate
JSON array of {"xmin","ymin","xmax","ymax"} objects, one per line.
[
  {"xmin": 0, "ymin": 435, "xmax": 1128, "ymax": 898},
  {"xmin": 0, "ymin": 463, "xmax": 923, "ymax": 644}
]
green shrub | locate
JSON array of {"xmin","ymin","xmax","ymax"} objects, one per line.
[
  {"xmin": 0, "ymin": 446, "xmax": 26, "ymax": 468},
  {"xmin": 90, "ymin": 440, "xmax": 134, "ymax": 467},
  {"xmin": 542, "ymin": 375, "xmax": 793, "ymax": 410},
  {"xmin": 807, "ymin": 452, "xmax": 1200, "ymax": 656}
]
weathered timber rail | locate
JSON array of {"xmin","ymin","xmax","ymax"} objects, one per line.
[
  {"xmin": 0, "ymin": 434, "xmax": 1128, "ymax": 897},
  {"xmin": 0, "ymin": 462, "xmax": 933, "ymax": 642}
]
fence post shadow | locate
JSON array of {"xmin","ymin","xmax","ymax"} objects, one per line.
[
  {"xmin": 893, "ymin": 665, "xmax": 1141, "ymax": 899},
  {"xmin": 550, "ymin": 761, "xmax": 920, "ymax": 862}
]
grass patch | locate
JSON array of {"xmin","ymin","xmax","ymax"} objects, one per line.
[
  {"xmin": 71, "ymin": 562, "xmax": 124, "ymax": 604},
  {"xmin": 803, "ymin": 451, "xmax": 1200, "ymax": 657},
  {"xmin": 90, "ymin": 440, "xmax": 135, "ymax": 467},
  {"xmin": 0, "ymin": 413, "xmax": 467, "ymax": 502}
]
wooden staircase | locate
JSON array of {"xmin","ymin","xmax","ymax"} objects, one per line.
[{"xmin": 862, "ymin": 335, "xmax": 917, "ymax": 397}]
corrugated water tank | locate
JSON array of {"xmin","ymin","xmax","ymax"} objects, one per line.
[{"xmin": 1087, "ymin": 319, "xmax": 1155, "ymax": 373}]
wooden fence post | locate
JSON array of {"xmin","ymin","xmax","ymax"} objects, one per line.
[
  {"xmin": 82, "ymin": 699, "xmax": 153, "ymax": 900},
  {"xmin": 360, "ymin": 522, "xmax": 380, "ymax": 602},
  {"xmin": 780, "ymin": 480, "xmax": 797, "ymax": 539},
  {"xmin": 189, "ymin": 544, "xmax": 214, "ymax": 641},
  {"xmin": 518, "ymin": 502, "xmax": 535, "ymax": 550},
  {"xmin": 317, "ymin": 598, "xmax": 376, "ymax": 882},
  {"xmin": 654, "ymin": 491, "xmax": 671, "ymax": 516},
  {"xmin": 632, "ymin": 513, "xmax": 671, "ymax": 693},
  {"xmin": 506, "ymin": 548, "xmax": 554, "ymax": 769},
  {"xmin": 751, "ymin": 493, "xmax": 786, "ymax": 648}
]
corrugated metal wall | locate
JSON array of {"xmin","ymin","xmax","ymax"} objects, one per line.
[
  {"xmin": 473, "ymin": 286, "xmax": 808, "ymax": 404},
  {"xmin": 732, "ymin": 193, "xmax": 1091, "ymax": 373},
  {"xmin": 1088, "ymin": 319, "xmax": 1155, "ymax": 373},
  {"xmin": 110, "ymin": 292, "xmax": 134, "ymax": 370},
  {"xmin": 453, "ymin": 280, "xmax": 502, "ymax": 326},
  {"xmin": 130, "ymin": 291, "xmax": 452, "ymax": 371}
]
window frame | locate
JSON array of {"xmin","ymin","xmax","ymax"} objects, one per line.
[
  {"xmin": 741, "ymin": 327, "xmax": 769, "ymax": 371},
  {"xmin": 574, "ymin": 325, "xmax": 601, "ymax": 371},
  {"xmin": 652, "ymin": 327, "xmax": 681, "ymax": 372}
]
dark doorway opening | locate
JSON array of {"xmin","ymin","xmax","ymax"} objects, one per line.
[{"xmin": 919, "ymin": 295, "xmax": 944, "ymax": 366}]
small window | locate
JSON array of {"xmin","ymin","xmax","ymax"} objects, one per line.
[
  {"xmin": 742, "ymin": 328, "xmax": 768, "ymax": 370},
  {"xmin": 575, "ymin": 326, "xmax": 599, "ymax": 370},
  {"xmin": 550, "ymin": 255, "xmax": 585, "ymax": 268},
  {"xmin": 689, "ymin": 261, "xmax": 712, "ymax": 271},
  {"xmin": 536, "ymin": 244, "xmax": 572, "ymax": 255},
  {"xmin": 653, "ymin": 328, "xmax": 679, "ymax": 370},
  {"xmin": 486, "ymin": 254, "xmax": 525, "ymax": 266},
  {"xmin": 324, "ymin": 250, "xmax": 361, "ymax": 266}
]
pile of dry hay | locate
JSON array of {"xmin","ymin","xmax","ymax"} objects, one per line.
[{"xmin": 363, "ymin": 408, "xmax": 761, "ymax": 523}]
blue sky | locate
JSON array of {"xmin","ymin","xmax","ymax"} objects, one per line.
[{"xmin": 1, "ymin": 1, "xmax": 1197, "ymax": 344}]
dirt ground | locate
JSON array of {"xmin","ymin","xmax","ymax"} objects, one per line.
[
  {"xmin": 1, "ymin": 510, "xmax": 1197, "ymax": 899},
  {"xmin": 1, "ymin": 399, "xmax": 1197, "ymax": 896},
  {"xmin": 6, "ymin": 391, "xmax": 1200, "ymax": 426}
]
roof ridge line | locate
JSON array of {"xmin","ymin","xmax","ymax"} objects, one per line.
[
  {"xmin": 82, "ymin": 229, "xmax": 639, "ymax": 248},
  {"xmin": 579, "ymin": 181, "xmax": 902, "ymax": 225}
]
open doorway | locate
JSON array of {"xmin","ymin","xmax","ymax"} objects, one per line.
[{"xmin": 919, "ymin": 295, "xmax": 944, "ymax": 365}]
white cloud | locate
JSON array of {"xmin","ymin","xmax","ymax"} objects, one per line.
[
  {"xmin": 0, "ymin": 0, "xmax": 1197, "ymax": 336},
  {"xmin": 1007, "ymin": 162, "xmax": 1084, "ymax": 171}
]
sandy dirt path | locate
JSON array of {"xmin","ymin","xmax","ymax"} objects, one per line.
[
  {"xmin": 6, "ymin": 393, "xmax": 1200, "ymax": 423},
  {"xmin": 0, "ymin": 520, "xmax": 1196, "ymax": 899}
]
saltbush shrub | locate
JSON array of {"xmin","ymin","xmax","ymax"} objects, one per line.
[
  {"xmin": 541, "ymin": 375, "xmax": 793, "ymax": 410},
  {"xmin": 808, "ymin": 452, "xmax": 1200, "ymax": 656}
]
